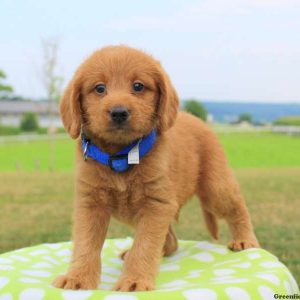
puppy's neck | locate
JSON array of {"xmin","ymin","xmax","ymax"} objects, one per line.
[
  {"xmin": 83, "ymin": 130, "xmax": 131, "ymax": 155},
  {"xmin": 94, "ymin": 138, "xmax": 128, "ymax": 155}
]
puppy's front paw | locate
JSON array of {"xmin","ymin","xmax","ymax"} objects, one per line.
[
  {"xmin": 113, "ymin": 276, "xmax": 154, "ymax": 292},
  {"xmin": 52, "ymin": 273, "xmax": 98, "ymax": 290},
  {"xmin": 228, "ymin": 238, "xmax": 260, "ymax": 251}
]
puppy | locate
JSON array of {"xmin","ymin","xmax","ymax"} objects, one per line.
[{"xmin": 53, "ymin": 45, "xmax": 259, "ymax": 292}]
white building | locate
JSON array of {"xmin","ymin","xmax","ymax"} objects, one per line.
[{"xmin": 0, "ymin": 100, "xmax": 62, "ymax": 127}]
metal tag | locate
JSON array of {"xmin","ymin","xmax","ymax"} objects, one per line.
[{"xmin": 128, "ymin": 140, "xmax": 141, "ymax": 164}]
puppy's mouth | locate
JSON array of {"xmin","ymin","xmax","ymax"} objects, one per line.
[
  {"xmin": 108, "ymin": 123, "xmax": 131, "ymax": 132},
  {"xmin": 103, "ymin": 123, "xmax": 147, "ymax": 145},
  {"xmin": 106, "ymin": 123, "xmax": 139, "ymax": 141}
]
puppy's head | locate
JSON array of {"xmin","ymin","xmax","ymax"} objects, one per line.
[{"xmin": 60, "ymin": 45, "xmax": 179, "ymax": 144}]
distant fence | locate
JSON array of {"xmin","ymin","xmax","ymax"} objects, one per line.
[
  {"xmin": 214, "ymin": 125, "xmax": 300, "ymax": 135},
  {"xmin": 0, "ymin": 125, "xmax": 300, "ymax": 144},
  {"xmin": 213, "ymin": 125, "xmax": 269, "ymax": 133},
  {"xmin": 271, "ymin": 126, "xmax": 300, "ymax": 135},
  {"xmin": 0, "ymin": 133, "xmax": 68, "ymax": 143}
]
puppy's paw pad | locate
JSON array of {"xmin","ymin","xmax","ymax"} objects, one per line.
[
  {"xmin": 113, "ymin": 277, "xmax": 154, "ymax": 292},
  {"xmin": 228, "ymin": 239, "xmax": 260, "ymax": 251},
  {"xmin": 52, "ymin": 274, "xmax": 97, "ymax": 290}
]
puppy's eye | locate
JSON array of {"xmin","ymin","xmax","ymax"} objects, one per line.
[
  {"xmin": 132, "ymin": 82, "xmax": 144, "ymax": 92},
  {"xmin": 95, "ymin": 84, "xmax": 106, "ymax": 94}
]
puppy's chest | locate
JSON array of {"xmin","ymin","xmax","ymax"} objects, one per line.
[{"xmin": 106, "ymin": 176, "xmax": 146, "ymax": 223}]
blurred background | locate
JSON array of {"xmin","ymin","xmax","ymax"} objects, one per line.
[{"xmin": 0, "ymin": 0, "xmax": 299, "ymax": 283}]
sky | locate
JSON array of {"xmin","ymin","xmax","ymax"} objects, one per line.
[{"xmin": 0, "ymin": 0, "xmax": 300, "ymax": 103}]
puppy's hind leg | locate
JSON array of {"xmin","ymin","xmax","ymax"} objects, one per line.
[
  {"xmin": 198, "ymin": 169, "xmax": 259, "ymax": 251},
  {"xmin": 198, "ymin": 198, "xmax": 219, "ymax": 240},
  {"xmin": 197, "ymin": 132, "xmax": 259, "ymax": 251},
  {"xmin": 163, "ymin": 226, "xmax": 178, "ymax": 256}
]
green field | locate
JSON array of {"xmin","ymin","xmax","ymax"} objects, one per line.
[
  {"xmin": 0, "ymin": 132, "xmax": 299, "ymax": 284},
  {"xmin": 1, "ymin": 132, "xmax": 300, "ymax": 171},
  {"xmin": 219, "ymin": 132, "xmax": 300, "ymax": 168},
  {"xmin": 0, "ymin": 137, "xmax": 75, "ymax": 172}
]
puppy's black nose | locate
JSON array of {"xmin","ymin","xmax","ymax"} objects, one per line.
[{"xmin": 110, "ymin": 107, "xmax": 129, "ymax": 124}]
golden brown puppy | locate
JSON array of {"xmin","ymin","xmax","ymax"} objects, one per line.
[{"xmin": 52, "ymin": 45, "xmax": 259, "ymax": 292}]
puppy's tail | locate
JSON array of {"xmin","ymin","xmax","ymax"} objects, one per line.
[{"xmin": 201, "ymin": 204, "xmax": 219, "ymax": 240}]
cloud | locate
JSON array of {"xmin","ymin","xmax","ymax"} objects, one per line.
[
  {"xmin": 104, "ymin": 2, "xmax": 244, "ymax": 33},
  {"xmin": 104, "ymin": 0, "xmax": 299, "ymax": 32},
  {"xmin": 247, "ymin": 0, "xmax": 299, "ymax": 8},
  {"xmin": 194, "ymin": 0, "xmax": 300, "ymax": 12}
]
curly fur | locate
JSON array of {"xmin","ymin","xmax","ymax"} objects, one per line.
[{"xmin": 53, "ymin": 45, "xmax": 259, "ymax": 292}]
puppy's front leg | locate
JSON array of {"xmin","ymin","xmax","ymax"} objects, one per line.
[
  {"xmin": 114, "ymin": 196, "xmax": 178, "ymax": 292},
  {"xmin": 53, "ymin": 193, "xmax": 110, "ymax": 290}
]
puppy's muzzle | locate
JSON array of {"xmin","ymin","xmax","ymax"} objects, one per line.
[{"xmin": 110, "ymin": 106, "xmax": 130, "ymax": 125}]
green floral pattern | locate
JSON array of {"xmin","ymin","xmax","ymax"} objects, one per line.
[{"xmin": 0, "ymin": 238, "xmax": 298, "ymax": 299}]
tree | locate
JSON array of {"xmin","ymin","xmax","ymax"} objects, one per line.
[
  {"xmin": 41, "ymin": 38, "xmax": 64, "ymax": 104},
  {"xmin": 20, "ymin": 112, "xmax": 39, "ymax": 132},
  {"xmin": 183, "ymin": 99, "xmax": 207, "ymax": 121},
  {"xmin": 238, "ymin": 113, "xmax": 252, "ymax": 124},
  {"xmin": 38, "ymin": 38, "xmax": 64, "ymax": 170},
  {"xmin": 38, "ymin": 38, "xmax": 64, "ymax": 132},
  {"xmin": 0, "ymin": 70, "xmax": 14, "ymax": 99}
]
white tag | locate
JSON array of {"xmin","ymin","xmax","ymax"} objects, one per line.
[{"xmin": 128, "ymin": 140, "xmax": 141, "ymax": 164}]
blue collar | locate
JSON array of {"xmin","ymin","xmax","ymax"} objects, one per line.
[{"xmin": 81, "ymin": 129, "xmax": 157, "ymax": 173}]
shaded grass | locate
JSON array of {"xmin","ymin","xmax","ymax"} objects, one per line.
[
  {"xmin": 0, "ymin": 168, "xmax": 299, "ymax": 283},
  {"xmin": 1, "ymin": 132, "xmax": 300, "ymax": 171}
]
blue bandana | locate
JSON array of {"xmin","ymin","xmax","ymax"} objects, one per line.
[{"xmin": 81, "ymin": 130, "xmax": 157, "ymax": 172}]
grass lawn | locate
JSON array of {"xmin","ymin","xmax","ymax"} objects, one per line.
[
  {"xmin": 0, "ymin": 132, "xmax": 299, "ymax": 283},
  {"xmin": 0, "ymin": 132, "xmax": 300, "ymax": 171},
  {"xmin": 219, "ymin": 132, "xmax": 300, "ymax": 168},
  {"xmin": 0, "ymin": 138, "xmax": 75, "ymax": 172},
  {"xmin": 0, "ymin": 169, "xmax": 299, "ymax": 283}
]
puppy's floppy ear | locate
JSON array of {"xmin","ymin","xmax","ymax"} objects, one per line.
[
  {"xmin": 60, "ymin": 76, "xmax": 82, "ymax": 139},
  {"xmin": 155, "ymin": 64, "xmax": 179, "ymax": 133}
]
